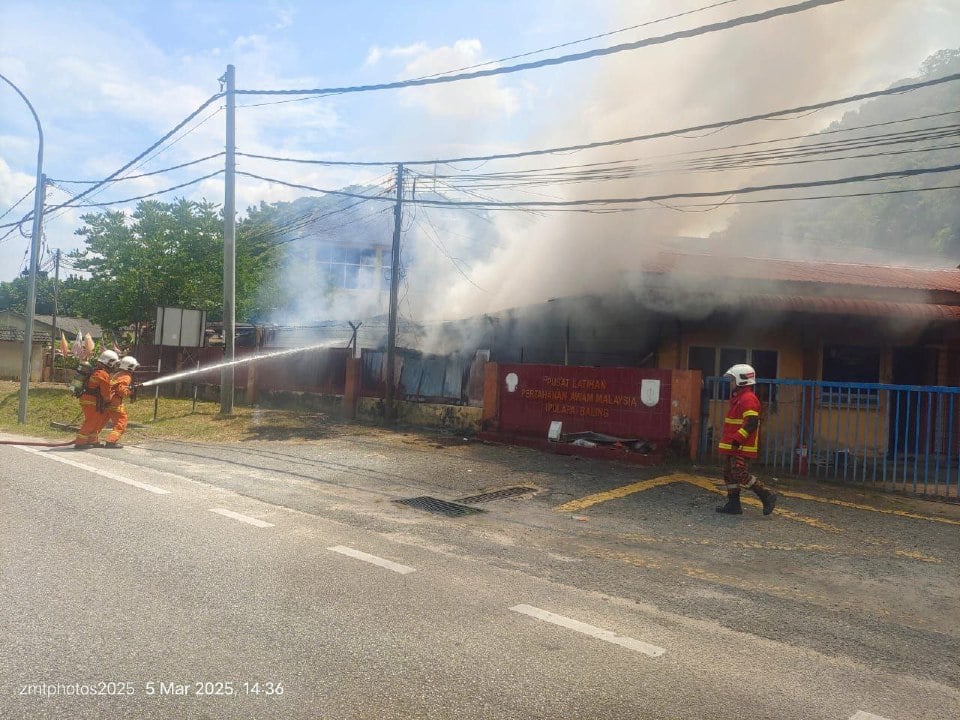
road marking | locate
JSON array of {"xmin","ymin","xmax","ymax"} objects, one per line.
[
  {"xmin": 557, "ymin": 471, "xmax": 960, "ymax": 525},
  {"xmin": 209, "ymin": 508, "xmax": 274, "ymax": 528},
  {"xmin": 777, "ymin": 488, "xmax": 960, "ymax": 526},
  {"xmin": 850, "ymin": 712, "xmax": 896, "ymax": 720},
  {"xmin": 554, "ymin": 476, "xmax": 679, "ymax": 512},
  {"xmin": 17, "ymin": 446, "xmax": 171, "ymax": 495},
  {"xmin": 327, "ymin": 545, "xmax": 416, "ymax": 574},
  {"xmin": 509, "ymin": 604, "xmax": 665, "ymax": 658}
]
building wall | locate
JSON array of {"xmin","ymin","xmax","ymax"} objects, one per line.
[{"xmin": 0, "ymin": 341, "xmax": 45, "ymax": 381}]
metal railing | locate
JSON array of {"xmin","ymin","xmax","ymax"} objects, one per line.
[{"xmin": 698, "ymin": 377, "xmax": 960, "ymax": 500}]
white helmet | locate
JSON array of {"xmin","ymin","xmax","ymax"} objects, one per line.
[
  {"xmin": 118, "ymin": 355, "xmax": 140, "ymax": 371},
  {"xmin": 97, "ymin": 350, "xmax": 120, "ymax": 368},
  {"xmin": 724, "ymin": 363, "xmax": 756, "ymax": 387}
]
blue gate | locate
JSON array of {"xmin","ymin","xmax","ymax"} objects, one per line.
[{"xmin": 698, "ymin": 377, "xmax": 960, "ymax": 500}]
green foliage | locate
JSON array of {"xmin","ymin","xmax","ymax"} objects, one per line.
[
  {"xmin": 718, "ymin": 48, "xmax": 960, "ymax": 259},
  {"xmin": 0, "ymin": 272, "xmax": 86, "ymax": 316},
  {"xmin": 68, "ymin": 198, "xmax": 281, "ymax": 331}
]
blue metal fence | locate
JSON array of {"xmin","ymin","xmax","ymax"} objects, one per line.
[{"xmin": 698, "ymin": 377, "xmax": 960, "ymax": 499}]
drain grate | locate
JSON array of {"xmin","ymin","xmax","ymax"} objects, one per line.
[
  {"xmin": 393, "ymin": 496, "xmax": 485, "ymax": 517},
  {"xmin": 455, "ymin": 486, "xmax": 538, "ymax": 504}
]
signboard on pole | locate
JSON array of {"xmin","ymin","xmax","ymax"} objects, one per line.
[{"xmin": 155, "ymin": 307, "xmax": 206, "ymax": 347}]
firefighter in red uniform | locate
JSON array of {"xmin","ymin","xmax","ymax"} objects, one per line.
[
  {"xmin": 716, "ymin": 363, "xmax": 777, "ymax": 515},
  {"xmin": 103, "ymin": 355, "xmax": 139, "ymax": 448},
  {"xmin": 74, "ymin": 350, "xmax": 119, "ymax": 449}
]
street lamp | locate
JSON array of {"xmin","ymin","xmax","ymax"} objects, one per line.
[{"xmin": 0, "ymin": 72, "xmax": 45, "ymax": 424}]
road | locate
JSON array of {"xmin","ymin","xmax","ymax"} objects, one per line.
[{"xmin": 1, "ymin": 428, "xmax": 957, "ymax": 719}]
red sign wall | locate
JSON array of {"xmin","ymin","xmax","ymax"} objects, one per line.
[{"xmin": 497, "ymin": 364, "xmax": 672, "ymax": 441}]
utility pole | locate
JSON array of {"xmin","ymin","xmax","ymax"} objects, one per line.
[
  {"xmin": 2, "ymin": 72, "xmax": 45, "ymax": 424},
  {"xmin": 220, "ymin": 64, "xmax": 236, "ymax": 415},
  {"xmin": 50, "ymin": 248, "xmax": 60, "ymax": 379},
  {"xmin": 18, "ymin": 173, "xmax": 44, "ymax": 421},
  {"xmin": 385, "ymin": 163, "xmax": 404, "ymax": 423}
]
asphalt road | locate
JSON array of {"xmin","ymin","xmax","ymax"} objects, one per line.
[{"xmin": 1, "ymin": 428, "xmax": 957, "ymax": 719}]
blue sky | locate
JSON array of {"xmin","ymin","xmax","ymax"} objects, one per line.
[{"xmin": 2, "ymin": 0, "xmax": 959, "ymax": 318}]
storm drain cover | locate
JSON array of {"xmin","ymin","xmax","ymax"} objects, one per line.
[
  {"xmin": 393, "ymin": 496, "xmax": 485, "ymax": 517},
  {"xmin": 455, "ymin": 486, "xmax": 538, "ymax": 504}
]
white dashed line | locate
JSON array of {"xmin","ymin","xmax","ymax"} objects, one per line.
[
  {"xmin": 850, "ymin": 712, "xmax": 896, "ymax": 720},
  {"xmin": 209, "ymin": 508, "xmax": 275, "ymax": 528},
  {"xmin": 327, "ymin": 545, "xmax": 416, "ymax": 574},
  {"xmin": 509, "ymin": 604, "xmax": 666, "ymax": 657},
  {"xmin": 17, "ymin": 446, "xmax": 171, "ymax": 495}
]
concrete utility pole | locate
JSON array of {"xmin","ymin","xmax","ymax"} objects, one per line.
[
  {"xmin": 50, "ymin": 248, "xmax": 60, "ymax": 378},
  {"xmin": 385, "ymin": 163, "xmax": 404, "ymax": 422},
  {"xmin": 220, "ymin": 64, "xmax": 237, "ymax": 415},
  {"xmin": 1, "ymin": 72, "xmax": 45, "ymax": 424}
]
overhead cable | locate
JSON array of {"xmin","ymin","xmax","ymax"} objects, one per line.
[
  {"xmin": 64, "ymin": 171, "xmax": 224, "ymax": 208},
  {"xmin": 50, "ymin": 153, "xmax": 226, "ymax": 184},
  {"xmin": 236, "ymin": 73, "xmax": 960, "ymax": 168},
  {"xmin": 37, "ymin": 93, "xmax": 224, "ymax": 216},
  {"xmin": 236, "ymin": 0, "xmax": 845, "ymax": 98},
  {"xmin": 410, "ymin": 0, "xmax": 743, "ymax": 80},
  {"xmin": 0, "ymin": 185, "xmax": 36, "ymax": 223},
  {"xmin": 410, "ymin": 162, "xmax": 960, "ymax": 210}
]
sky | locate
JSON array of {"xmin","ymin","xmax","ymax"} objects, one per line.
[{"xmin": 2, "ymin": 0, "xmax": 960, "ymax": 324}]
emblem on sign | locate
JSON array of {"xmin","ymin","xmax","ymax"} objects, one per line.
[
  {"xmin": 640, "ymin": 379, "xmax": 661, "ymax": 407},
  {"xmin": 505, "ymin": 373, "xmax": 519, "ymax": 392}
]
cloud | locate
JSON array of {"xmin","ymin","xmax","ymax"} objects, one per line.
[
  {"xmin": 272, "ymin": 5, "xmax": 295, "ymax": 30},
  {"xmin": 375, "ymin": 39, "xmax": 520, "ymax": 118},
  {"xmin": 364, "ymin": 47, "xmax": 382, "ymax": 67}
]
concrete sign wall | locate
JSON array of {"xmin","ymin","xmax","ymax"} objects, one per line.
[{"xmin": 496, "ymin": 363, "xmax": 673, "ymax": 442}]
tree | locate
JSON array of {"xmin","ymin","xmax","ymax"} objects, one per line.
[
  {"xmin": 70, "ymin": 198, "xmax": 280, "ymax": 331},
  {"xmin": 0, "ymin": 271, "xmax": 87, "ymax": 316},
  {"xmin": 717, "ymin": 48, "xmax": 960, "ymax": 260}
]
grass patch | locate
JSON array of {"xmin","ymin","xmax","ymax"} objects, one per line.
[{"xmin": 0, "ymin": 380, "xmax": 346, "ymax": 443}]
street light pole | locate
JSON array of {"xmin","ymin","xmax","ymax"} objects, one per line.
[{"xmin": 0, "ymin": 72, "xmax": 45, "ymax": 424}]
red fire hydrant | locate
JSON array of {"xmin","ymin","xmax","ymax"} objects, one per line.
[{"xmin": 794, "ymin": 444, "xmax": 808, "ymax": 475}]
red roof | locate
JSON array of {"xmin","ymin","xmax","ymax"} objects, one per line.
[
  {"xmin": 730, "ymin": 295, "xmax": 960, "ymax": 320},
  {"xmin": 643, "ymin": 252, "xmax": 960, "ymax": 293}
]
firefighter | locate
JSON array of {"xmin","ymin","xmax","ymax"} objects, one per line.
[
  {"xmin": 103, "ymin": 355, "xmax": 139, "ymax": 448},
  {"xmin": 73, "ymin": 350, "xmax": 119, "ymax": 449},
  {"xmin": 716, "ymin": 363, "xmax": 777, "ymax": 515}
]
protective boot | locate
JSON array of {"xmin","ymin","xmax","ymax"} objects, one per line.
[
  {"xmin": 716, "ymin": 493, "xmax": 743, "ymax": 515},
  {"xmin": 755, "ymin": 487, "xmax": 777, "ymax": 515},
  {"xmin": 103, "ymin": 442, "xmax": 123, "ymax": 449}
]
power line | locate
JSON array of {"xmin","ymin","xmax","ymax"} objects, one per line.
[
  {"xmin": 236, "ymin": 3, "xmax": 745, "ymax": 111},
  {"xmin": 37, "ymin": 93, "xmax": 224, "ymax": 217},
  {"xmin": 61, "ymin": 171, "xmax": 224, "ymax": 208},
  {"xmin": 413, "ymin": 0, "xmax": 743, "ymax": 81},
  {"xmin": 236, "ymin": 172, "xmax": 400, "ymax": 204},
  {"xmin": 410, "ymin": 162, "xmax": 960, "ymax": 210},
  {"xmin": 404, "ymin": 124, "xmax": 960, "ymax": 190},
  {"xmin": 236, "ymin": 0, "xmax": 845, "ymax": 98},
  {"xmin": 0, "ymin": 185, "xmax": 36, "ymax": 222},
  {"xmin": 50, "ymin": 153, "xmax": 226, "ymax": 184},
  {"xmin": 233, "ymin": 73, "xmax": 960, "ymax": 169}
]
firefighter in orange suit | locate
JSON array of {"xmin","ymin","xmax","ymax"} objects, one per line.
[
  {"xmin": 74, "ymin": 350, "xmax": 119, "ymax": 449},
  {"xmin": 716, "ymin": 363, "xmax": 777, "ymax": 515},
  {"xmin": 103, "ymin": 355, "xmax": 139, "ymax": 448}
]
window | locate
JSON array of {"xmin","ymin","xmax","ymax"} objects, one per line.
[
  {"xmin": 821, "ymin": 345, "xmax": 880, "ymax": 406},
  {"xmin": 314, "ymin": 244, "xmax": 387, "ymax": 291},
  {"xmin": 688, "ymin": 346, "xmax": 716, "ymax": 379},
  {"xmin": 822, "ymin": 345, "xmax": 880, "ymax": 383},
  {"xmin": 688, "ymin": 345, "xmax": 778, "ymax": 401}
]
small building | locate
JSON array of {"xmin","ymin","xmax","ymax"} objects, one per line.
[{"xmin": 0, "ymin": 310, "xmax": 103, "ymax": 380}]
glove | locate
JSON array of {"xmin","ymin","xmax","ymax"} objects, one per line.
[{"xmin": 730, "ymin": 439, "xmax": 741, "ymax": 449}]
